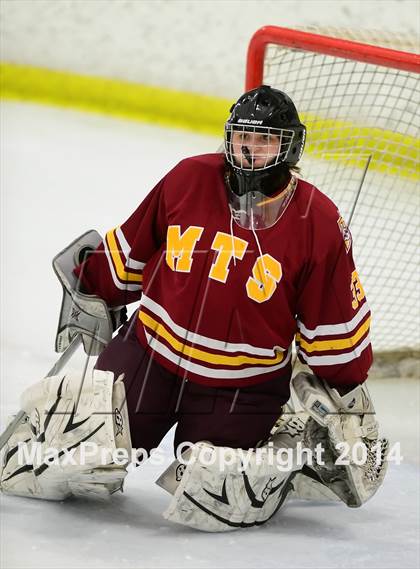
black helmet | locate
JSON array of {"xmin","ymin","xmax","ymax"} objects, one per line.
[{"xmin": 224, "ymin": 85, "xmax": 306, "ymax": 196}]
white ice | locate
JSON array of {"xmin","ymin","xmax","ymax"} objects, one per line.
[{"xmin": 1, "ymin": 101, "xmax": 419, "ymax": 568}]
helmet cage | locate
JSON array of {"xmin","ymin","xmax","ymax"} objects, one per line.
[{"xmin": 224, "ymin": 123, "xmax": 295, "ymax": 172}]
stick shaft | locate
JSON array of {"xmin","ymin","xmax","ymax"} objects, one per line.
[
  {"xmin": 0, "ymin": 411, "xmax": 27, "ymax": 451},
  {"xmin": 46, "ymin": 334, "xmax": 83, "ymax": 377},
  {"xmin": 0, "ymin": 334, "xmax": 83, "ymax": 451}
]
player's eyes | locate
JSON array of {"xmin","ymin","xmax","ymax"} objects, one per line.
[
  {"xmin": 258, "ymin": 134, "xmax": 275, "ymax": 143},
  {"xmin": 264, "ymin": 134, "xmax": 279, "ymax": 143},
  {"xmin": 233, "ymin": 132, "xmax": 278, "ymax": 144}
]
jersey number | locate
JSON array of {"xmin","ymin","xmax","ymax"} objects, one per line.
[{"xmin": 351, "ymin": 270, "xmax": 365, "ymax": 309}]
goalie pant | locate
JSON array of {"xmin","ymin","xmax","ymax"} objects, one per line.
[{"xmin": 95, "ymin": 318, "xmax": 290, "ymax": 453}]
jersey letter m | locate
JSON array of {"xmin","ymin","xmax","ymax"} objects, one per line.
[{"xmin": 166, "ymin": 225, "xmax": 203, "ymax": 272}]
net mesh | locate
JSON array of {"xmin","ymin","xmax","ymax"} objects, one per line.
[{"xmin": 259, "ymin": 28, "xmax": 419, "ymax": 352}]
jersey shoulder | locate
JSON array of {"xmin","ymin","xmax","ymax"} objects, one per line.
[
  {"xmin": 161, "ymin": 153, "xmax": 225, "ymax": 202},
  {"xmin": 294, "ymin": 178, "xmax": 352, "ymax": 252},
  {"xmin": 295, "ymin": 178, "xmax": 341, "ymax": 222},
  {"xmin": 172, "ymin": 153, "xmax": 225, "ymax": 176}
]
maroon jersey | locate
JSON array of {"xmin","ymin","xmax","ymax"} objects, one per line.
[{"xmin": 75, "ymin": 153, "xmax": 372, "ymax": 388}]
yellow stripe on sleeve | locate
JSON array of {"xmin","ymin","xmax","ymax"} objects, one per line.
[
  {"xmin": 296, "ymin": 317, "xmax": 371, "ymax": 353},
  {"xmin": 106, "ymin": 229, "xmax": 143, "ymax": 283}
]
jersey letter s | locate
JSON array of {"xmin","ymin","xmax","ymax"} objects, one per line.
[{"xmin": 246, "ymin": 254, "xmax": 282, "ymax": 303}]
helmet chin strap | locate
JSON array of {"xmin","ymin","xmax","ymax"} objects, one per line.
[{"xmin": 227, "ymin": 163, "xmax": 291, "ymax": 197}]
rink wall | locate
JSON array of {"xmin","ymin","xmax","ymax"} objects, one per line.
[
  {"xmin": 0, "ymin": 63, "xmax": 231, "ymax": 135},
  {"xmin": 1, "ymin": 0, "xmax": 419, "ymax": 132}
]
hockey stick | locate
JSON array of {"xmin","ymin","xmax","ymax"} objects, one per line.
[{"xmin": 0, "ymin": 333, "xmax": 83, "ymax": 451}]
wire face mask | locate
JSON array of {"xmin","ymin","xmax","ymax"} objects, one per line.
[{"xmin": 224, "ymin": 124, "xmax": 296, "ymax": 171}]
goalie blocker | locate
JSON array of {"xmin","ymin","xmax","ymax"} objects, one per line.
[{"xmin": 53, "ymin": 230, "xmax": 126, "ymax": 356}]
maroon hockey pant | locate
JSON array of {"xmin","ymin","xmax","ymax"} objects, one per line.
[{"xmin": 96, "ymin": 320, "xmax": 291, "ymax": 454}]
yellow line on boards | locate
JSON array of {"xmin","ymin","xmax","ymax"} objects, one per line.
[
  {"xmin": 0, "ymin": 62, "xmax": 230, "ymax": 136},
  {"xmin": 1, "ymin": 63, "xmax": 418, "ymax": 180},
  {"xmin": 300, "ymin": 113, "xmax": 419, "ymax": 181}
]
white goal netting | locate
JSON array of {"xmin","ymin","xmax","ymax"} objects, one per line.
[{"xmin": 248, "ymin": 27, "xmax": 420, "ymax": 353}]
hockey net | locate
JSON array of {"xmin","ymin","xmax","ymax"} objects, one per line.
[{"xmin": 246, "ymin": 26, "xmax": 420, "ymax": 361}]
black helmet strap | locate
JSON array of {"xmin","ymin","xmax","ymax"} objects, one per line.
[{"xmin": 226, "ymin": 160, "xmax": 291, "ymax": 197}]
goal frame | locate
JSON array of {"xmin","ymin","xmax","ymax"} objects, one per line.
[
  {"xmin": 245, "ymin": 26, "xmax": 420, "ymax": 90},
  {"xmin": 244, "ymin": 26, "xmax": 420, "ymax": 356}
]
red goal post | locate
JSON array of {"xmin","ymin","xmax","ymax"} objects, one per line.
[
  {"xmin": 244, "ymin": 27, "xmax": 420, "ymax": 356},
  {"xmin": 246, "ymin": 26, "xmax": 420, "ymax": 89}
]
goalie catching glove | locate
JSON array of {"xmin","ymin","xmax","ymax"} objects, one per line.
[
  {"xmin": 292, "ymin": 372, "xmax": 388, "ymax": 507},
  {"xmin": 0, "ymin": 370, "xmax": 131, "ymax": 500}
]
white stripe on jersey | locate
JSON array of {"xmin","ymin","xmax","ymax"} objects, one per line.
[
  {"xmin": 298, "ymin": 335, "xmax": 371, "ymax": 365},
  {"xmin": 144, "ymin": 330, "xmax": 292, "ymax": 379},
  {"xmin": 116, "ymin": 226, "xmax": 146, "ymax": 270},
  {"xmin": 141, "ymin": 294, "xmax": 285, "ymax": 357},
  {"xmin": 103, "ymin": 240, "xmax": 142, "ymax": 292},
  {"xmin": 297, "ymin": 301, "xmax": 370, "ymax": 339}
]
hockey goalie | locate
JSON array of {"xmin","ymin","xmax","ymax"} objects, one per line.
[{"xmin": 0, "ymin": 85, "xmax": 388, "ymax": 531}]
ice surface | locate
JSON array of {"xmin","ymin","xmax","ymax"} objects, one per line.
[
  {"xmin": 1, "ymin": 450, "xmax": 419, "ymax": 569},
  {"xmin": 1, "ymin": 102, "xmax": 419, "ymax": 568}
]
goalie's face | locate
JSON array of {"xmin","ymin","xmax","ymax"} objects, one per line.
[{"xmin": 230, "ymin": 130, "xmax": 281, "ymax": 170}]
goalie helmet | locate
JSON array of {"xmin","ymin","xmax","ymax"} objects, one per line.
[{"xmin": 224, "ymin": 85, "xmax": 306, "ymax": 197}]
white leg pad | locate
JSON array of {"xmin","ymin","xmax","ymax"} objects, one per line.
[
  {"xmin": 162, "ymin": 442, "xmax": 300, "ymax": 532},
  {"xmin": 1, "ymin": 370, "xmax": 131, "ymax": 500}
]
